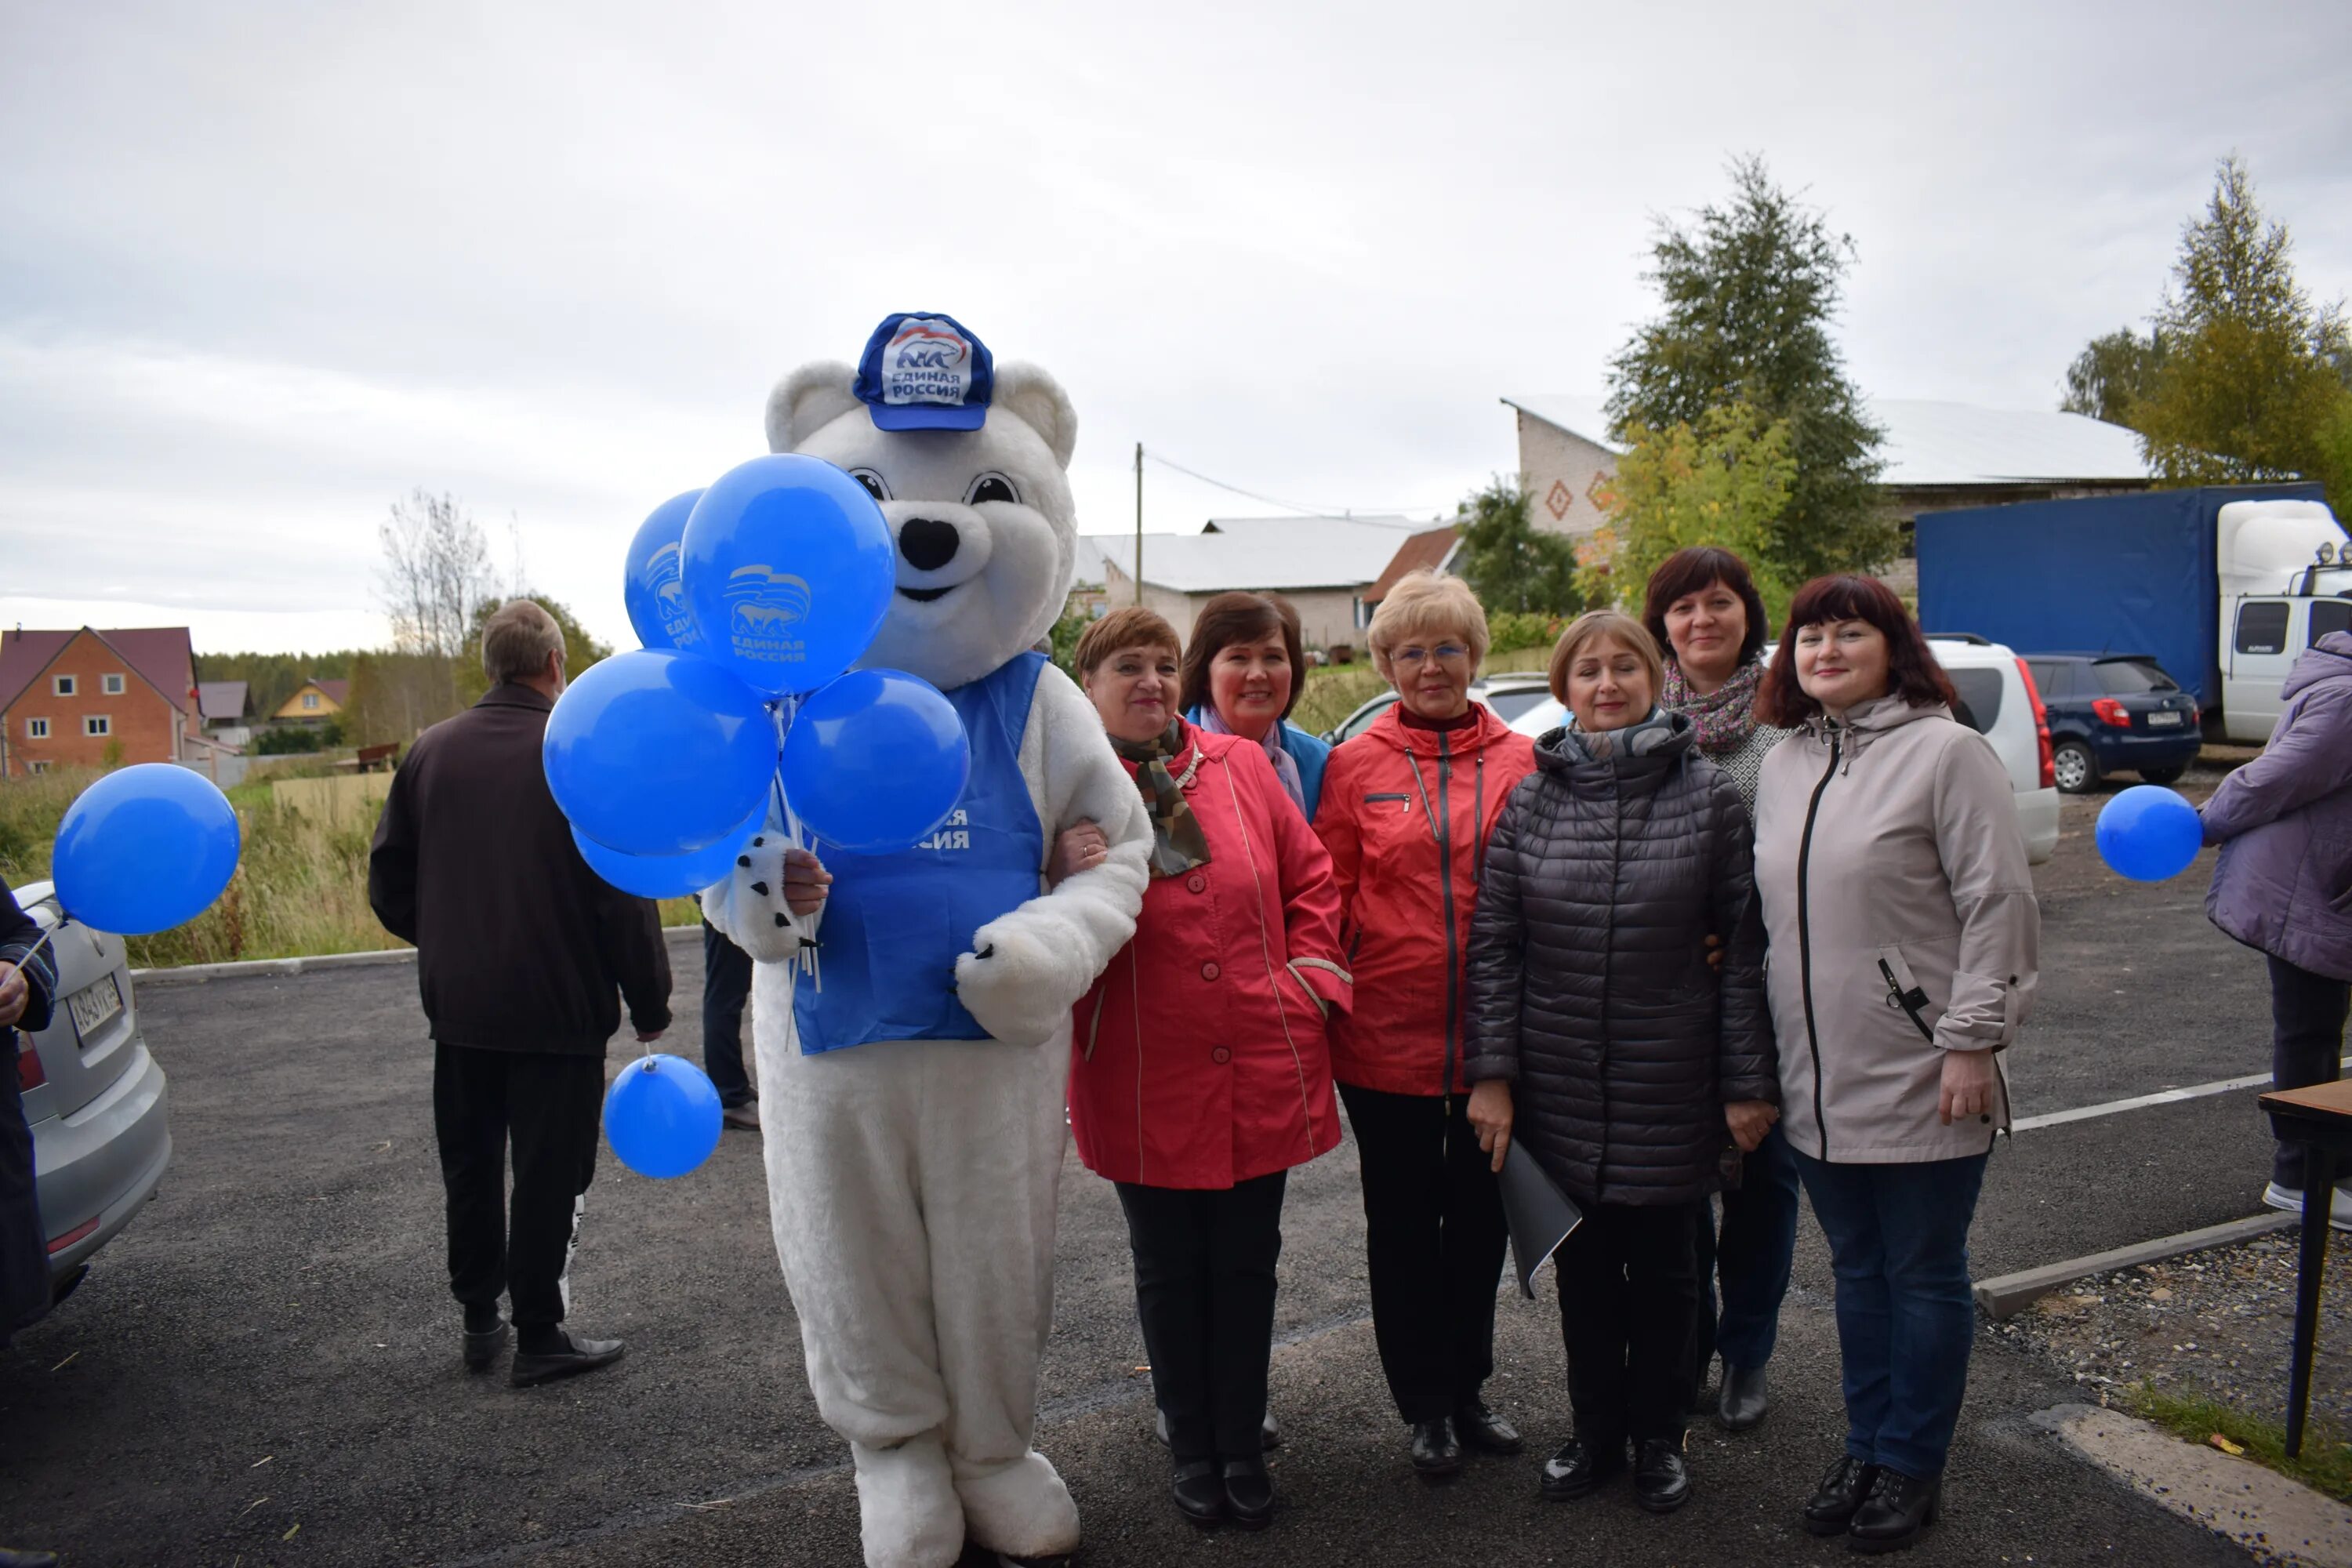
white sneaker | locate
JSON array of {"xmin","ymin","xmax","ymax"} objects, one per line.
[{"xmin": 2263, "ymin": 1181, "xmax": 2352, "ymax": 1232}]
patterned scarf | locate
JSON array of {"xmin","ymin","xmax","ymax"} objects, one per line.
[
  {"xmin": 1661, "ymin": 657, "xmax": 1764, "ymax": 757},
  {"xmin": 1193, "ymin": 706, "xmax": 1305, "ymax": 815},
  {"xmin": 1111, "ymin": 722, "xmax": 1213, "ymax": 878}
]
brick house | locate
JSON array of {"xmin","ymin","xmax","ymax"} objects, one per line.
[{"xmin": 0, "ymin": 626, "xmax": 204, "ymax": 779}]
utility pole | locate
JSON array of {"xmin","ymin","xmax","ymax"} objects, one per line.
[{"xmin": 1133, "ymin": 441, "xmax": 1145, "ymax": 605}]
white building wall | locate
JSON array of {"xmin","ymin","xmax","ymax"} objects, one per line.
[{"xmin": 1515, "ymin": 410, "xmax": 1619, "ymax": 538}]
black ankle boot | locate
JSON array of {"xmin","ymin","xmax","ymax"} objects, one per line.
[
  {"xmin": 1408, "ymin": 1417, "xmax": 1462, "ymax": 1479},
  {"xmin": 1632, "ymin": 1437, "xmax": 1692, "ymax": 1513},
  {"xmin": 1802, "ymin": 1455, "xmax": 1882, "ymax": 1537},
  {"xmin": 1847, "ymin": 1468, "xmax": 1940, "ymax": 1553}
]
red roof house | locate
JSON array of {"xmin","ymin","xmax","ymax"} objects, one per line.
[{"xmin": 0, "ymin": 626, "xmax": 203, "ymax": 778}]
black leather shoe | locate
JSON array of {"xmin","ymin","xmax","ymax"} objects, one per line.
[
  {"xmin": 1802, "ymin": 1455, "xmax": 1882, "ymax": 1536},
  {"xmin": 1633, "ymin": 1437, "xmax": 1693, "ymax": 1514},
  {"xmin": 1718, "ymin": 1364, "xmax": 1769, "ymax": 1431},
  {"xmin": 1847, "ymin": 1468, "xmax": 1940, "ymax": 1553},
  {"xmin": 1539, "ymin": 1437, "xmax": 1625, "ymax": 1500},
  {"xmin": 1454, "ymin": 1399, "xmax": 1523, "ymax": 1454},
  {"xmin": 1408, "ymin": 1417, "xmax": 1463, "ymax": 1479},
  {"xmin": 1222, "ymin": 1459, "xmax": 1274, "ymax": 1530},
  {"xmin": 462, "ymin": 1319, "xmax": 510, "ymax": 1372},
  {"xmin": 1171, "ymin": 1461, "xmax": 1225, "ymax": 1528},
  {"xmin": 510, "ymin": 1331, "xmax": 625, "ymax": 1388},
  {"xmin": 1157, "ymin": 1407, "xmax": 1282, "ymax": 1450}
]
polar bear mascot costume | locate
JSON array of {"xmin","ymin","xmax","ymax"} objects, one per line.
[{"xmin": 702, "ymin": 312, "xmax": 1150, "ymax": 1568}]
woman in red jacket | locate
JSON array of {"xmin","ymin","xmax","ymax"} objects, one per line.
[
  {"xmin": 1056, "ymin": 606, "xmax": 1350, "ymax": 1534},
  {"xmin": 1313, "ymin": 570, "xmax": 1539, "ymax": 1480}
]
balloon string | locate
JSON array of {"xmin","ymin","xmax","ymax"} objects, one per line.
[{"xmin": 768, "ymin": 695, "xmax": 820, "ymax": 995}]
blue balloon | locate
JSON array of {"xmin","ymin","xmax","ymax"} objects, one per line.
[
  {"xmin": 573, "ymin": 801, "xmax": 766, "ymax": 899},
  {"xmin": 2096, "ymin": 784, "xmax": 2204, "ymax": 883},
  {"xmin": 681, "ymin": 454, "xmax": 895, "ymax": 697},
  {"xmin": 780, "ymin": 669, "xmax": 971, "ymax": 854},
  {"xmin": 53, "ymin": 764, "xmax": 241, "ymax": 935},
  {"xmin": 543, "ymin": 648, "xmax": 776, "ymax": 858},
  {"xmin": 622, "ymin": 488, "xmax": 706, "ymax": 652},
  {"xmin": 603, "ymin": 1054, "xmax": 722, "ymax": 1178}
]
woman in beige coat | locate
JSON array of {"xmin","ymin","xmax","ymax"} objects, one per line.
[{"xmin": 1751, "ymin": 575, "xmax": 2038, "ymax": 1555}]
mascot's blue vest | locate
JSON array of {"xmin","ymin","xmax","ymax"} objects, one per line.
[{"xmin": 794, "ymin": 652, "xmax": 1047, "ymax": 1054}]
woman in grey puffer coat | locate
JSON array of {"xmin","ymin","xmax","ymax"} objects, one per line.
[
  {"xmin": 1464, "ymin": 612, "xmax": 1776, "ymax": 1516},
  {"xmin": 2203, "ymin": 629, "xmax": 2352, "ymax": 1223}
]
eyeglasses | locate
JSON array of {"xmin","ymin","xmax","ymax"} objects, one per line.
[{"xmin": 1389, "ymin": 644, "xmax": 1470, "ymax": 670}]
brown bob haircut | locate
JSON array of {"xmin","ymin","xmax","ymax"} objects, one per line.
[
  {"xmin": 1642, "ymin": 546, "xmax": 1772, "ymax": 670},
  {"xmin": 1178, "ymin": 593, "xmax": 1306, "ymax": 723},
  {"xmin": 1073, "ymin": 604, "xmax": 1181, "ymax": 678},
  {"xmin": 1759, "ymin": 575, "xmax": 1958, "ymax": 727}
]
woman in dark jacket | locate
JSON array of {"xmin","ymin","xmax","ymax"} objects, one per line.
[
  {"xmin": 1, "ymin": 881, "xmax": 60, "ymax": 1347},
  {"xmin": 1642, "ymin": 546, "xmax": 1800, "ymax": 1432},
  {"xmin": 1465, "ymin": 611, "xmax": 1777, "ymax": 1515}
]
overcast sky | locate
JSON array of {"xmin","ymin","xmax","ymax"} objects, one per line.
[{"xmin": 4, "ymin": 0, "xmax": 2348, "ymax": 655}]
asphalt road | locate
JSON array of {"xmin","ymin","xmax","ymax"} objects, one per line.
[{"xmin": 0, "ymin": 765, "xmax": 2294, "ymax": 1566}]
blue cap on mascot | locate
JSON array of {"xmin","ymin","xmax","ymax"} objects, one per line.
[{"xmin": 853, "ymin": 311, "xmax": 996, "ymax": 432}]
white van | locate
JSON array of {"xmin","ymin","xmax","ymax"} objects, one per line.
[{"xmin": 1506, "ymin": 634, "xmax": 2062, "ymax": 865}]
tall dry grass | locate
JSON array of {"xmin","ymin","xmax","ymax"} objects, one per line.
[{"xmin": 1, "ymin": 768, "xmax": 697, "ymax": 968}]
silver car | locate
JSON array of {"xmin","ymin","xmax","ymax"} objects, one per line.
[
  {"xmin": 10, "ymin": 880, "xmax": 171, "ymax": 1288},
  {"xmin": 1320, "ymin": 670, "xmax": 1557, "ymax": 746}
]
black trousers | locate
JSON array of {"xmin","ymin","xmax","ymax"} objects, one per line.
[
  {"xmin": 2270, "ymin": 953, "xmax": 2352, "ymax": 1192},
  {"xmin": 1116, "ymin": 1171, "xmax": 1288, "ymax": 1463},
  {"xmin": 701, "ymin": 919, "xmax": 753, "ymax": 1109},
  {"xmin": 433, "ymin": 1043, "xmax": 604, "ymax": 1330},
  {"xmin": 1338, "ymin": 1083, "xmax": 1509, "ymax": 1425},
  {"xmin": 1558, "ymin": 1200, "xmax": 1703, "ymax": 1450}
]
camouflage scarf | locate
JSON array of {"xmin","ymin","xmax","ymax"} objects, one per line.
[{"xmin": 1112, "ymin": 722, "xmax": 1212, "ymax": 878}]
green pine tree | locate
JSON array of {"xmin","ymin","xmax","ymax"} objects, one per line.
[{"xmin": 1606, "ymin": 155, "xmax": 1893, "ymax": 585}]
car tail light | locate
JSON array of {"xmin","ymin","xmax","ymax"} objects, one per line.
[
  {"xmin": 14, "ymin": 1038, "xmax": 42, "ymax": 1092},
  {"xmin": 2092, "ymin": 697, "xmax": 2132, "ymax": 728},
  {"xmin": 45, "ymin": 1216, "xmax": 96, "ymax": 1255},
  {"xmin": 2016, "ymin": 657, "xmax": 2056, "ymax": 790}
]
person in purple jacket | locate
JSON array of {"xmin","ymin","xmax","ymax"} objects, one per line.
[{"xmin": 2202, "ymin": 629, "xmax": 2352, "ymax": 1228}]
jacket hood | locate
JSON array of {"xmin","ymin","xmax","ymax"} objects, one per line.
[
  {"xmin": 1366, "ymin": 699, "xmax": 1523, "ymax": 759},
  {"xmin": 2285, "ymin": 630, "xmax": 2352, "ymax": 702},
  {"xmin": 1533, "ymin": 709, "xmax": 1696, "ymax": 779}
]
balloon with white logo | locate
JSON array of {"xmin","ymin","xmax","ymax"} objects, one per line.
[
  {"xmin": 622, "ymin": 488, "xmax": 706, "ymax": 652},
  {"xmin": 679, "ymin": 455, "xmax": 895, "ymax": 698}
]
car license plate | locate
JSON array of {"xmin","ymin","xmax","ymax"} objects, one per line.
[
  {"xmin": 2149, "ymin": 711, "xmax": 2184, "ymax": 728},
  {"xmin": 67, "ymin": 975, "xmax": 123, "ymax": 1041}
]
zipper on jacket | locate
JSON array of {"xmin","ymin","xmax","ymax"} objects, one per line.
[
  {"xmin": 1795, "ymin": 731, "xmax": 1842, "ymax": 1159},
  {"xmin": 1437, "ymin": 731, "xmax": 1458, "ymax": 1112}
]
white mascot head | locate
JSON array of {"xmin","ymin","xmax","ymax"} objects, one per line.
[{"xmin": 765, "ymin": 313, "xmax": 1078, "ymax": 692}]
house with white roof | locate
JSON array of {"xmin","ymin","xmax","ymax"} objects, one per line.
[
  {"xmin": 1093, "ymin": 515, "xmax": 1455, "ymax": 651},
  {"xmin": 1501, "ymin": 394, "xmax": 2154, "ymax": 539}
]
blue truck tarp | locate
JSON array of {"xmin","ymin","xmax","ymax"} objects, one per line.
[{"xmin": 1915, "ymin": 484, "xmax": 2327, "ymax": 709}]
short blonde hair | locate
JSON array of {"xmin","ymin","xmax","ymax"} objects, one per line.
[
  {"xmin": 481, "ymin": 599, "xmax": 564, "ymax": 686},
  {"xmin": 1547, "ymin": 610, "xmax": 1666, "ymax": 706},
  {"xmin": 1367, "ymin": 572, "xmax": 1490, "ymax": 684},
  {"xmin": 1073, "ymin": 605, "xmax": 1180, "ymax": 677}
]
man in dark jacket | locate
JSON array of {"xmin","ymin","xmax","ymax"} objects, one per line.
[{"xmin": 369, "ymin": 599, "xmax": 672, "ymax": 1388}]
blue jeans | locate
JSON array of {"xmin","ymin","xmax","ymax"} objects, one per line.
[
  {"xmin": 1792, "ymin": 1149, "xmax": 1988, "ymax": 1480},
  {"xmin": 1696, "ymin": 1124, "xmax": 1801, "ymax": 1374}
]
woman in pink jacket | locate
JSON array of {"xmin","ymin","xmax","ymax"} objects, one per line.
[{"xmin": 1054, "ymin": 606, "xmax": 1349, "ymax": 1534}]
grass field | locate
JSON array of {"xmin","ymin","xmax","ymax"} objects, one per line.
[{"xmin": 1, "ymin": 767, "xmax": 699, "ymax": 968}]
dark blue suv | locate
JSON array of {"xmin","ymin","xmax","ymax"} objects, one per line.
[{"xmin": 2021, "ymin": 653, "xmax": 2203, "ymax": 793}]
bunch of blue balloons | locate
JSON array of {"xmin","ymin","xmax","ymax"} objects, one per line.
[{"xmin": 562, "ymin": 454, "xmax": 976, "ymax": 1178}]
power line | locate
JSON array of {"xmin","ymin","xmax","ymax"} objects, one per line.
[{"xmin": 1139, "ymin": 448, "xmax": 1444, "ymax": 521}]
